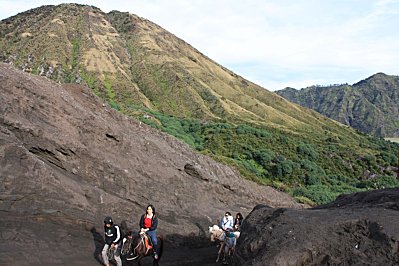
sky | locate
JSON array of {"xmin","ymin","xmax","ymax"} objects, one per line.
[{"xmin": 1, "ymin": 0, "xmax": 399, "ymax": 91}]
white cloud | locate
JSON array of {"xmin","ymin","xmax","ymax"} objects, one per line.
[{"xmin": 1, "ymin": 0, "xmax": 399, "ymax": 90}]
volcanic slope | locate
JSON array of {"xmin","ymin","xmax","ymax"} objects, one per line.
[
  {"xmin": 0, "ymin": 3, "xmax": 365, "ymax": 137},
  {"xmin": 0, "ymin": 63, "xmax": 302, "ymax": 265}
]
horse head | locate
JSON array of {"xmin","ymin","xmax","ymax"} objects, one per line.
[{"xmin": 209, "ymin": 224, "xmax": 225, "ymax": 242}]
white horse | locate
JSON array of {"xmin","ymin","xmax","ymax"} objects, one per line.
[{"xmin": 209, "ymin": 225, "xmax": 237, "ymax": 263}]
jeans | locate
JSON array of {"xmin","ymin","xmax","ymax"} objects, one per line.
[{"xmin": 147, "ymin": 230, "xmax": 158, "ymax": 253}]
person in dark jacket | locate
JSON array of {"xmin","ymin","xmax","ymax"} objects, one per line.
[
  {"xmin": 102, "ymin": 216, "xmax": 122, "ymax": 266},
  {"xmin": 233, "ymin": 212, "xmax": 244, "ymax": 238},
  {"xmin": 139, "ymin": 204, "xmax": 159, "ymax": 259},
  {"xmin": 234, "ymin": 213, "xmax": 244, "ymax": 232}
]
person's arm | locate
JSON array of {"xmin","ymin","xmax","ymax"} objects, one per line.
[
  {"xmin": 149, "ymin": 216, "xmax": 158, "ymax": 230},
  {"xmin": 229, "ymin": 217, "xmax": 234, "ymax": 228},
  {"xmin": 139, "ymin": 214, "xmax": 144, "ymax": 228},
  {"xmin": 113, "ymin": 225, "xmax": 121, "ymax": 244}
]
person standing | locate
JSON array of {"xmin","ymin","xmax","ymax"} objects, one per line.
[{"xmin": 102, "ymin": 216, "xmax": 122, "ymax": 266}]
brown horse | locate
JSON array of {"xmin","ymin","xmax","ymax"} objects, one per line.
[{"xmin": 121, "ymin": 232, "xmax": 163, "ymax": 266}]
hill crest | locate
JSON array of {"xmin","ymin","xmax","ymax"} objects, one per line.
[{"xmin": 277, "ymin": 73, "xmax": 399, "ymax": 137}]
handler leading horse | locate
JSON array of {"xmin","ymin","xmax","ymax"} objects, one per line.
[{"xmin": 209, "ymin": 224, "xmax": 237, "ymax": 264}]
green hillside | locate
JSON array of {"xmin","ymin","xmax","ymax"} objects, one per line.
[
  {"xmin": 1, "ymin": 4, "xmax": 398, "ymax": 205},
  {"xmin": 276, "ymin": 73, "xmax": 399, "ymax": 138}
]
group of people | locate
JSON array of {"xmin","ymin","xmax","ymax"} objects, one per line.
[
  {"xmin": 100, "ymin": 207, "xmax": 243, "ymax": 266},
  {"xmin": 217, "ymin": 211, "xmax": 244, "ymax": 261},
  {"xmin": 101, "ymin": 204, "xmax": 159, "ymax": 266},
  {"xmin": 219, "ymin": 212, "xmax": 244, "ymax": 238}
]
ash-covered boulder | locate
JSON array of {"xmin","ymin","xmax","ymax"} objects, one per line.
[{"xmin": 234, "ymin": 188, "xmax": 399, "ymax": 265}]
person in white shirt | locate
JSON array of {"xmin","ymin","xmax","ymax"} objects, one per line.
[{"xmin": 219, "ymin": 211, "xmax": 234, "ymax": 230}]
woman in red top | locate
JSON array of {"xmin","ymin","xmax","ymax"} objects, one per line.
[{"xmin": 139, "ymin": 204, "xmax": 159, "ymax": 259}]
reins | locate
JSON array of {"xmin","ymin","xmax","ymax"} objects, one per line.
[{"xmin": 133, "ymin": 235, "xmax": 145, "ymax": 254}]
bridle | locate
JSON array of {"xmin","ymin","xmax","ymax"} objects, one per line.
[{"xmin": 212, "ymin": 228, "xmax": 226, "ymax": 242}]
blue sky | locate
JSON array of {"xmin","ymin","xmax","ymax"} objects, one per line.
[{"xmin": 1, "ymin": 0, "xmax": 398, "ymax": 91}]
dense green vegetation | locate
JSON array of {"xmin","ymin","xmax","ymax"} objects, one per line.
[{"xmin": 123, "ymin": 104, "xmax": 399, "ymax": 205}]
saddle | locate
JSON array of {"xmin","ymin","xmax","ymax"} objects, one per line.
[{"xmin": 140, "ymin": 232, "xmax": 153, "ymax": 252}]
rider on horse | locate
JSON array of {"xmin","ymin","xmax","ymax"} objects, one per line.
[
  {"xmin": 220, "ymin": 212, "xmax": 234, "ymax": 231},
  {"xmin": 102, "ymin": 216, "xmax": 122, "ymax": 266},
  {"xmin": 139, "ymin": 204, "xmax": 159, "ymax": 260}
]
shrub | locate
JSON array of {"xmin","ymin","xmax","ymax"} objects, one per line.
[
  {"xmin": 272, "ymin": 159, "xmax": 296, "ymax": 179},
  {"xmin": 293, "ymin": 185, "xmax": 337, "ymax": 205},
  {"xmin": 297, "ymin": 143, "xmax": 318, "ymax": 160},
  {"xmin": 302, "ymin": 174, "xmax": 321, "ymax": 186},
  {"xmin": 379, "ymin": 151, "xmax": 398, "ymax": 165},
  {"xmin": 300, "ymin": 159, "xmax": 326, "ymax": 177},
  {"xmin": 242, "ymin": 160, "xmax": 264, "ymax": 177},
  {"xmin": 355, "ymin": 176, "xmax": 399, "ymax": 189},
  {"xmin": 253, "ymin": 149, "xmax": 275, "ymax": 168},
  {"xmin": 109, "ymin": 101, "xmax": 121, "ymax": 111}
]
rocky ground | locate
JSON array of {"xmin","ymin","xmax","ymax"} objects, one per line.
[
  {"xmin": 1, "ymin": 189, "xmax": 398, "ymax": 265},
  {"xmin": 0, "ymin": 214, "xmax": 219, "ymax": 265}
]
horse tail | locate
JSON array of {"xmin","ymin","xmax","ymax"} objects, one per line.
[{"xmin": 157, "ymin": 235, "xmax": 164, "ymax": 260}]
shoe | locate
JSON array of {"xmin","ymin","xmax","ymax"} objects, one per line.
[{"xmin": 154, "ymin": 252, "xmax": 158, "ymax": 260}]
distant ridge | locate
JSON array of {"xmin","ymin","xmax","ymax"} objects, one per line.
[{"xmin": 277, "ymin": 73, "xmax": 399, "ymax": 137}]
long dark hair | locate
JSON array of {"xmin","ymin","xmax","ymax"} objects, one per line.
[{"xmin": 146, "ymin": 204, "xmax": 156, "ymax": 215}]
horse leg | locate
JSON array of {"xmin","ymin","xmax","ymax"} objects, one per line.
[
  {"xmin": 216, "ymin": 242, "xmax": 224, "ymax": 262},
  {"xmin": 218, "ymin": 242, "xmax": 226, "ymax": 262},
  {"xmin": 223, "ymin": 243, "xmax": 230, "ymax": 264}
]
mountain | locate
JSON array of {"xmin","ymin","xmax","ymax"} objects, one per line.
[
  {"xmin": 276, "ymin": 73, "xmax": 399, "ymax": 137},
  {"xmin": 0, "ymin": 3, "xmax": 342, "ymax": 131},
  {"xmin": 234, "ymin": 188, "xmax": 399, "ymax": 265},
  {"xmin": 1, "ymin": 4, "xmax": 398, "ymax": 206},
  {"xmin": 0, "ymin": 63, "xmax": 303, "ymax": 264}
]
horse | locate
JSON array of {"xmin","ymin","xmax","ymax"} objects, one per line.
[
  {"xmin": 121, "ymin": 232, "xmax": 163, "ymax": 266},
  {"xmin": 209, "ymin": 225, "xmax": 237, "ymax": 264}
]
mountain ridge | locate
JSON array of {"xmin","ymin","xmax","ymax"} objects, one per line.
[{"xmin": 277, "ymin": 73, "xmax": 399, "ymax": 137}]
